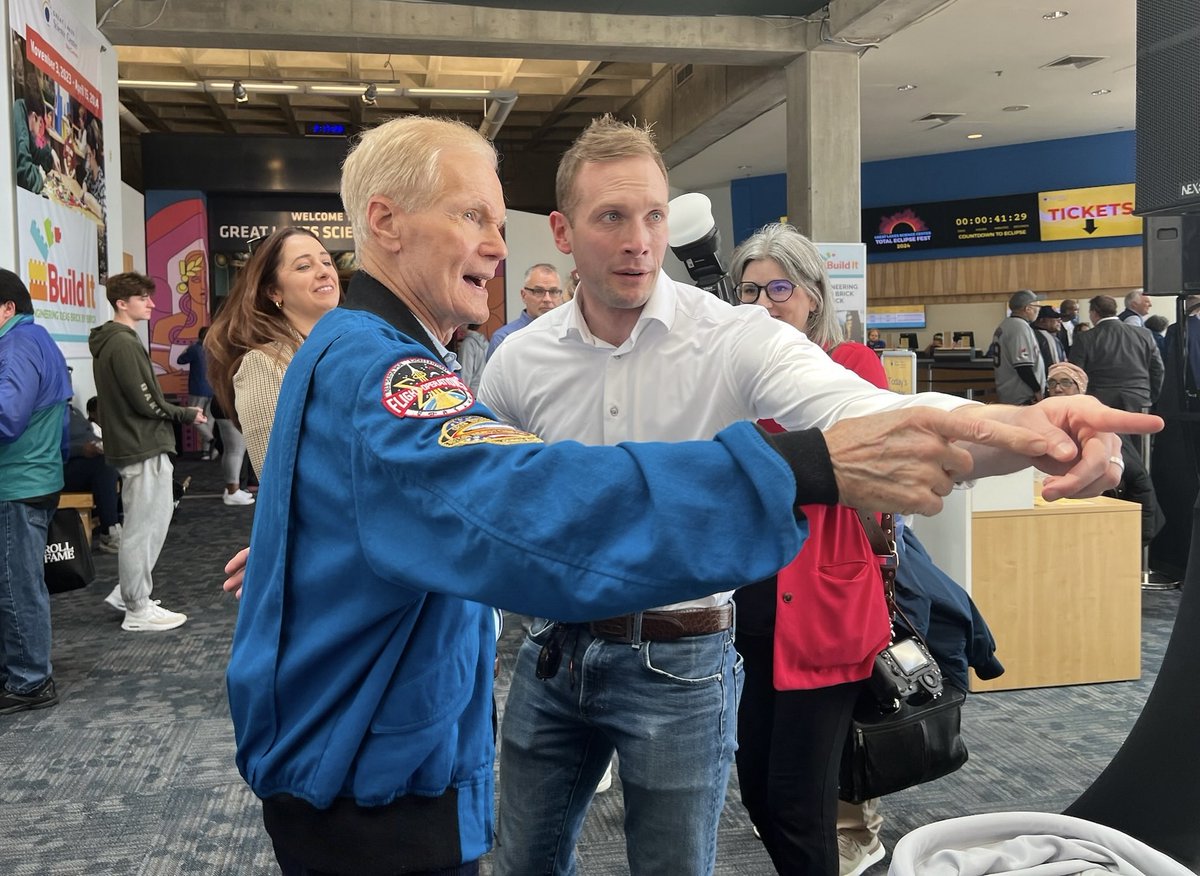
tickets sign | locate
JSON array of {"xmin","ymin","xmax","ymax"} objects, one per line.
[
  {"xmin": 864, "ymin": 183, "xmax": 1140, "ymax": 254},
  {"xmin": 1037, "ymin": 184, "xmax": 1141, "ymax": 241}
]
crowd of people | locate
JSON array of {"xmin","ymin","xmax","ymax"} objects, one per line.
[{"xmin": 0, "ymin": 112, "xmax": 1165, "ymax": 876}]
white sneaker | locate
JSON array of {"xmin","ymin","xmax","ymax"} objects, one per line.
[
  {"xmin": 222, "ymin": 489, "xmax": 255, "ymax": 506},
  {"xmin": 103, "ymin": 585, "xmax": 160, "ymax": 614},
  {"xmin": 838, "ymin": 833, "xmax": 885, "ymax": 876},
  {"xmin": 122, "ymin": 602, "xmax": 187, "ymax": 632},
  {"xmin": 595, "ymin": 760, "xmax": 614, "ymax": 793}
]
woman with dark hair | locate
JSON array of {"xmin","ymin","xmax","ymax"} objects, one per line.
[
  {"xmin": 206, "ymin": 227, "xmax": 342, "ymax": 475},
  {"xmin": 729, "ymin": 223, "xmax": 890, "ymax": 876}
]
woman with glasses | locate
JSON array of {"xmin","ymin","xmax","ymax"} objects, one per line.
[
  {"xmin": 728, "ymin": 223, "xmax": 890, "ymax": 876},
  {"xmin": 206, "ymin": 227, "xmax": 344, "ymax": 477}
]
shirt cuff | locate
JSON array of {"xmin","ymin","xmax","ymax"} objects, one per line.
[{"xmin": 758, "ymin": 426, "xmax": 839, "ymax": 506}]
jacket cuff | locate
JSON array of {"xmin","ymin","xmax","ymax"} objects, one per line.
[{"xmin": 759, "ymin": 426, "xmax": 839, "ymax": 506}]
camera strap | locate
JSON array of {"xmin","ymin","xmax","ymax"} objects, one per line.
[{"xmin": 856, "ymin": 510, "xmax": 897, "ymax": 613}]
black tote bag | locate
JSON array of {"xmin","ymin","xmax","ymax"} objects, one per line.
[{"xmin": 43, "ymin": 508, "xmax": 96, "ymax": 594}]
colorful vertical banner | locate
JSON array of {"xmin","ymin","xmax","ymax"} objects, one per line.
[
  {"xmin": 145, "ymin": 193, "xmax": 210, "ymax": 395},
  {"xmin": 9, "ymin": 0, "xmax": 106, "ymax": 343},
  {"xmin": 818, "ymin": 242, "xmax": 868, "ymax": 344}
]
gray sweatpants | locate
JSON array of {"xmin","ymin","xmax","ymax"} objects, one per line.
[{"xmin": 116, "ymin": 453, "xmax": 174, "ymax": 611}]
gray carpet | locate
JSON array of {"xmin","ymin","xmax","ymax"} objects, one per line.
[{"xmin": 0, "ymin": 456, "xmax": 1185, "ymax": 874}]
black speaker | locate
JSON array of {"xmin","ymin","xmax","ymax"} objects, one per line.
[
  {"xmin": 1135, "ymin": 0, "xmax": 1200, "ymax": 215},
  {"xmin": 1144, "ymin": 213, "xmax": 1200, "ymax": 295}
]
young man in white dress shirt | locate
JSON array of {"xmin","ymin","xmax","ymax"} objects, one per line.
[{"xmin": 480, "ymin": 116, "xmax": 1157, "ymax": 876}]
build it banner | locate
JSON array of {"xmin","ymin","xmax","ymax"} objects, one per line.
[{"xmin": 9, "ymin": 0, "xmax": 106, "ymax": 343}]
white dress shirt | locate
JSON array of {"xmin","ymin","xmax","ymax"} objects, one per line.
[{"xmin": 479, "ymin": 270, "xmax": 972, "ymax": 612}]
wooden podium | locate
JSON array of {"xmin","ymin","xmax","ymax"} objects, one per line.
[{"xmin": 914, "ymin": 473, "xmax": 1142, "ymax": 692}]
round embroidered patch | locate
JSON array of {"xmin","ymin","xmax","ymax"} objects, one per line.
[
  {"xmin": 437, "ymin": 415, "xmax": 543, "ymax": 447},
  {"xmin": 382, "ymin": 357, "xmax": 474, "ymax": 419}
]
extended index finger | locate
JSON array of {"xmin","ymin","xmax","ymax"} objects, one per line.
[{"xmin": 936, "ymin": 408, "xmax": 1051, "ymax": 458}]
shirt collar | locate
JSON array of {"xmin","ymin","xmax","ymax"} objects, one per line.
[{"xmin": 557, "ymin": 269, "xmax": 677, "ymax": 352}]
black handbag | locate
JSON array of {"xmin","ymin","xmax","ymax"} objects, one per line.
[
  {"xmin": 43, "ymin": 507, "xmax": 96, "ymax": 594},
  {"xmin": 838, "ymin": 513, "xmax": 969, "ymax": 803}
]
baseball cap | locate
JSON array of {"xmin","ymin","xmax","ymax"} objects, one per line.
[
  {"xmin": 1008, "ymin": 289, "xmax": 1038, "ymax": 311},
  {"xmin": 1036, "ymin": 305, "xmax": 1061, "ymax": 320}
]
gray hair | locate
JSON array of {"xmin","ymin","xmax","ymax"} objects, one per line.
[
  {"xmin": 729, "ymin": 223, "xmax": 843, "ymax": 348},
  {"xmin": 1124, "ymin": 288, "xmax": 1145, "ymax": 307},
  {"xmin": 523, "ymin": 263, "xmax": 561, "ymax": 285},
  {"xmin": 341, "ymin": 116, "xmax": 497, "ymax": 254}
]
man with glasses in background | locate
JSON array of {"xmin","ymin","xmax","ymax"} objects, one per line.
[{"xmin": 485, "ymin": 263, "xmax": 563, "ymax": 359}]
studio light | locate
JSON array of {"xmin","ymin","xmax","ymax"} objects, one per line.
[
  {"xmin": 232, "ymin": 80, "xmax": 249, "ymax": 103},
  {"xmin": 361, "ymin": 83, "xmax": 378, "ymax": 106}
]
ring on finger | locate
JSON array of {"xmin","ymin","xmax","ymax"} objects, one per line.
[{"xmin": 1109, "ymin": 454, "xmax": 1125, "ymax": 469}]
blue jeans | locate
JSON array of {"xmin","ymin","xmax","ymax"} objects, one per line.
[
  {"xmin": 0, "ymin": 501, "xmax": 54, "ymax": 693},
  {"xmin": 496, "ymin": 621, "xmax": 743, "ymax": 876}
]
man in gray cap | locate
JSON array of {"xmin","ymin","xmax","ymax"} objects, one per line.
[{"xmin": 990, "ymin": 289, "xmax": 1046, "ymax": 405}]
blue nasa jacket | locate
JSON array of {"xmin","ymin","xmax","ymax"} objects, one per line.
[{"xmin": 227, "ymin": 272, "xmax": 813, "ymax": 872}]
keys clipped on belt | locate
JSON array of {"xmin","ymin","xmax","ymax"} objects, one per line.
[{"xmin": 536, "ymin": 622, "xmax": 569, "ymax": 680}]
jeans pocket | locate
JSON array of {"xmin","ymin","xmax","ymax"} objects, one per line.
[{"xmin": 640, "ymin": 634, "xmax": 727, "ymax": 685}]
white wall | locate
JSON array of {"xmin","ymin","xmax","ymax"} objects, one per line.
[{"xmin": 502, "ymin": 209, "xmax": 572, "ymax": 323}]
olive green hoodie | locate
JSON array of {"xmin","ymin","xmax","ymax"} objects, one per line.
[{"xmin": 88, "ymin": 321, "xmax": 197, "ymax": 467}]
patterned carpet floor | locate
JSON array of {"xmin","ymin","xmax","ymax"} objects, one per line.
[{"xmin": 0, "ymin": 457, "xmax": 1188, "ymax": 874}]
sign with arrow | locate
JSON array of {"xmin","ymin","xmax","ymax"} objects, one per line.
[{"xmin": 1037, "ymin": 184, "xmax": 1141, "ymax": 241}]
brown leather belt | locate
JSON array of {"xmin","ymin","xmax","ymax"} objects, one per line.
[{"xmin": 587, "ymin": 605, "xmax": 734, "ymax": 644}]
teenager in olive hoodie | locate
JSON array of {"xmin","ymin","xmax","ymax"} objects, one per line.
[{"xmin": 89, "ymin": 272, "xmax": 206, "ymax": 633}]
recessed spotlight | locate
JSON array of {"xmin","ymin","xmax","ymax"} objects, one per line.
[
  {"xmin": 1042, "ymin": 10, "xmax": 1069, "ymax": 19},
  {"xmin": 1091, "ymin": 88, "xmax": 1111, "ymax": 95},
  {"xmin": 966, "ymin": 133, "xmax": 984, "ymax": 140},
  {"xmin": 1003, "ymin": 104, "xmax": 1030, "ymax": 112},
  {"xmin": 897, "ymin": 84, "xmax": 918, "ymax": 92}
]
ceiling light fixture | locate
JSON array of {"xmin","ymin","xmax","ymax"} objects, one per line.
[
  {"xmin": 232, "ymin": 80, "xmax": 248, "ymax": 103},
  {"xmin": 1003, "ymin": 104, "xmax": 1030, "ymax": 111},
  {"xmin": 406, "ymin": 87, "xmax": 491, "ymax": 97},
  {"xmin": 1092, "ymin": 88, "xmax": 1112, "ymax": 95},
  {"xmin": 1042, "ymin": 10, "xmax": 1068, "ymax": 19},
  {"xmin": 211, "ymin": 81, "xmax": 300, "ymax": 94},
  {"xmin": 117, "ymin": 78, "xmax": 201, "ymax": 90},
  {"xmin": 897, "ymin": 84, "xmax": 918, "ymax": 92},
  {"xmin": 361, "ymin": 83, "xmax": 378, "ymax": 106},
  {"xmin": 966, "ymin": 133, "xmax": 984, "ymax": 140},
  {"xmin": 308, "ymin": 84, "xmax": 398, "ymax": 95}
]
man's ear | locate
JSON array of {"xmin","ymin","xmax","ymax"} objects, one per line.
[
  {"xmin": 367, "ymin": 196, "xmax": 402, "ymax": 253},
  {"xmin": 549, "ymin": 211, "xmax": 573, "ymax": 256}
]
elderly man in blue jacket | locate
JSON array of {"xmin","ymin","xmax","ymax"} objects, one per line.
[{"xmin": 0, "ymin": 269, "xmax": 72, "ymax": 714}]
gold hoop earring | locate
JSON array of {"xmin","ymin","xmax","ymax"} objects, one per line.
[{"xmin": 274, "ymin": 300, "xmax": 283, "ymax": 310}]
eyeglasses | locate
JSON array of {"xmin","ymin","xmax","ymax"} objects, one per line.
[
  {"xmin": 736, "ymin": 279, "xmax": 800, "ymax": 304},
  {"xmin": 523, "ymin": 286, "xmax": 563, "ymax": 299},
  {"xmin": 1045, "ymin": 379, "xmax": 1080, "ymax": 391}
]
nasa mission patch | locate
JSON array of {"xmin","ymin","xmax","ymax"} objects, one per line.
[
  {"xmin": 381, "ymin": 357, "xmax": 474, "ymax": 419},
  {"xmin": 437, "ymin": 415, "xmax": 543, "ymax": 448}
]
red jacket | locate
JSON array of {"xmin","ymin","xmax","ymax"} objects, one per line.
[{"xmin": 762, "ymin": 340, "xmax": 891, "ymax": 690}]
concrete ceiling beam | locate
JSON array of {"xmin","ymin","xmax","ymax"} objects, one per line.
[
  {"xmin": 97, "ymin": 0, "xmax": 818, "ymax": 66},
  {"xmin": 826, "ymin": 0, "xmax": 957, "ymax": 43}
]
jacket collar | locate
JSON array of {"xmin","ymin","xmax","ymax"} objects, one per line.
[{"xmin": 341, "ymin": 270, "xmax": 449, "ymax": 363}]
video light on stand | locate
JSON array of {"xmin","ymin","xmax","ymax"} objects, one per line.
[{"xmin": 667, "ymin": 193, "xmax": 736, "ymax": 304}]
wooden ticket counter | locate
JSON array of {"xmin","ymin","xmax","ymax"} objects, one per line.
[{"xmin": 915, "ymin": 475, "xmax": 1142, "ymax": 692}]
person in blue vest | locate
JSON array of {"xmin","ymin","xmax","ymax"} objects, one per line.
[{"xmin": 0, "ymin": 269, "xmax": 72, "ymax": 714}]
